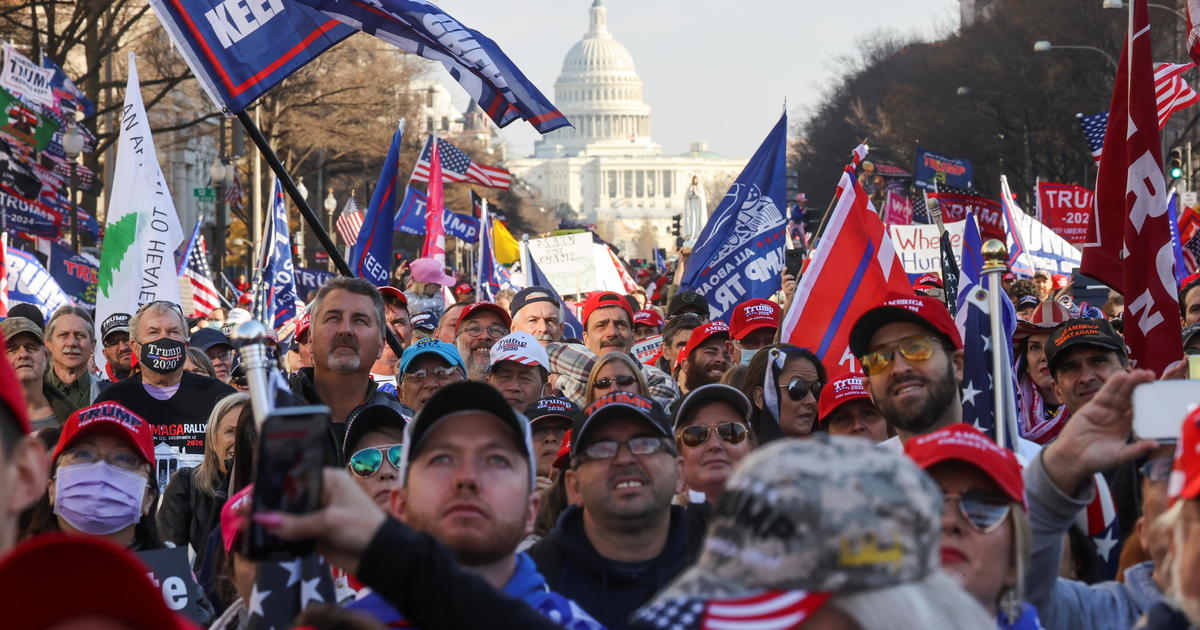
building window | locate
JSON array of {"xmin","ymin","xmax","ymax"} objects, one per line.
[
  {"xmin": 426, "ymin": 117, "xmax": 434, "ymax": 133},
  {"xmin": 647, "ymin": 170, "xmax": 656, "ymax": 197},
  {"xmin": 607, "ymin": 171, "xmax": 617, "ymax": 198},
  {"xmin": 662, "ymin": 171, "xmax": 673, "ymax": 198},
  {"xmin": 623, "ymin": 170, "xmax": 633, "ymax": 198},
  {"xmin": 441, "ymin": 116, "xmax": 449, "ymax": 131},
  {"xmin": 636, "ymin": 170, "xmax": 645, "ymax": 197}
]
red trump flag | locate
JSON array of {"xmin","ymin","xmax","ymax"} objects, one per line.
[{"xmin": 1082, "ymin": 0, "xmax": 1181, "ymax": 374}]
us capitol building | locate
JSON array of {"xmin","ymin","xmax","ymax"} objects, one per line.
[{"xmin": 503, "ymin": 0, "xmax": 746, "ymax": 259}]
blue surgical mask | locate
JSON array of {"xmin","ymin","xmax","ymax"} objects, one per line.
[
  {"xmin": 54, "ymin": 461, "xmax": 148, "ymax": 535},
  {"xmin": 739, "ymin": 347, "xmax": 761, "ymax": 367}
]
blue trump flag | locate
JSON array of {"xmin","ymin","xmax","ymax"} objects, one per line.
[
  {"xmin": 393, "ymin": 186, "xmax": 479, "ymax": 243},
  {"xmin": 914, "ymin": 147, "xmax": 973, "ymax": 192},
  {"xmin": 48, "ymin": 241, "xmax": 97, "ymax": 307},
  {"xmin": 350, "ymin": 121, "xmax": 404, "ymax": 286},
  {"xmin": 147, "ymin": 0, "xmax": 354, "ymax": 112},
  {"xmin": 7, "ymin": 248, "xmax": 71, "ymax": 315},
  {"xmin": 293, "ymin": 0, "xmax": 569, "ymax": 133},
  {"xmin": 523, "ymin": 245, "xmax": 583, "ymax": 340},
  {"xmin": 1169, "ymin": 192, "xmax": 1190, "ymax": 287},
  {"xmin": 680, "ymin": 114, "xmax": 787, "ymax": 320},
  {"xmin": 258, "ymin": 179, "xmax": 301, "ymax": 334}
]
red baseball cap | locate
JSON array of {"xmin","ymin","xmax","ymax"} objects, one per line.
[
  {"xmin": 378, "ymin": 286, "xmax": 408, "ymax": 308},
  {"xmin": 0, "ymin": 534, "xmax": 201, "ymax": 630},
  {"xmin": 817, "ymin": 372, "xmax": 872, "ymax": 423},
  {"xmin": 848, "ymin": 291, "xmax": 962, "ymax": 357},
  {"xmin": 454, "ymin": 282, "xmax": 474, "ymax": 296},
  {"xmin": 295, "ymin": 311, "xmax": 312, "ymax": 343},
  {"xmin": 1182, "ymin": 272, "xmax": 1200, "ymax": 290},
  {"xmin": 52, "ymin": 402, "xmax": 155, "ymax": 466},
  {"xmin": 904, "ymin": 423, "xmax": 1025, "ymax": 507},
  {"xmin": 912, "ymin": 273, "xmax": 943, "ymax": 291},
  {"xmin": 633, "ymin": 310, "xmax": 664, "ymax": 328},
  {"xmin": 675, "ymin": 320, "xmax": 731, "ymax": 370},
  {"xmin": 456, "ymin": 301, "xmax": 512, "ymax": 331},
  {"xmin": 1170, "ymin": 406, "xmax": 1200, "ymax": 503},
  {"xmin": 0, "ymin": 330, "xmax": 31, "ymax": 434},
  {"xmin": 582, "ymin": 291, "xmax": 633, "ymax": 327},
  {"xmin": 729, "ymin": 298, "xmax": 781, "ymax": 341},
  {"xmin": 221, "ymin": 484, "xmax": 254, "ymax": 553}
]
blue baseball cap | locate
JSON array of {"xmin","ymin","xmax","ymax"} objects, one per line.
[
  {"xmin": 410, "ymin": 312, "xmax": 437, "ymax": 331},
  {"xmin": 399, "ymin": 338, "xmax": 465, "ymax": 374}
]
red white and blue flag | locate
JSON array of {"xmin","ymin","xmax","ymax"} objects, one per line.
[
  {"xmin": 779, "ymin": 144, "xmax": 913, "ymax": 375},
  {"xmin": 257, "ymin": 179, "xmax": 301, "ymax": 335},
  {"xmin": 349, "ymin": 120, "xmax": 404, "ymax": 286},
  {"xmin": 411, "ymin": 136, "xmax": 513, "ymax": 189},
  {"xmin": 179, "ymin": 221, "xmax": 221, "ymax": 318},
  {"xmin": 631, "ymin": 590, "xmax": 832, "ymax": 630}
]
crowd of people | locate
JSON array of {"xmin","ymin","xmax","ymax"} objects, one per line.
[{"xmin": 1, "ymin": 256, "xmax": 1199, "ymax": 630}]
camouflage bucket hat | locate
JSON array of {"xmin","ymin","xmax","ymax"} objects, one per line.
[{"xmin": 650, "ymin": 435, "xmax": 942, "ymax": 602}]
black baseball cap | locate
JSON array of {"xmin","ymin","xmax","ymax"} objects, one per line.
[
  {"xmin": 668, "ymin": 290, "xmax": 710, "ymax": 318},
  {"xmin": 101, "ymin": 312, "xmax": 132, "ymax": 341},
  {"xmin": 526, "ymin": 396, "xmax": 580, "ymax": 427},
  {"xmin": 189, "ymin": 327, "xmax": 232, "ymax": 352},
  {"xmin": 671, "ymin": 384, "xmax": 752, "ymax": 429},
  {"xmin": 410, "ymin": 312, "xmax": 437, "ymax": 332},
  {"xmin": 342, "ymin": 402, "xmax": 410, "ymax": 462},
  {"xmin": 1184, "ymin": 322, "xmax": 1200, "ymax": 349},
  {"xmin": 1045, "ymin": 318, "xmax": 1126, "ymax": 375},
  {"xmin": 509, "ymin": 287, "xmax": 559, "ymax": 317},
  {"xmin": 571, "ymin": 392, "xmax": 671, "ymax": 458},
  {"xmin": 8, "ymin": 303, "xmax": 44, "ymax": 331}
]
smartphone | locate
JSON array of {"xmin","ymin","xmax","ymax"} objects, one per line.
[
  {"xmin": 785, "ymin": 249, "xmax": 804, "ymax": 277},
  {"xmin": 1132, "ymin": 381, "xmax": 1200, "ymax": 443},
  {"xmin": 243, "ymin": 405, "xmax": 331, "ymax": 560}
]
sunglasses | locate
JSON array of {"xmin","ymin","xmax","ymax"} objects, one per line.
[
  {"xmin": 861, "ymin": 335, "xmax": 940, "ymax": 376},
  {"xmin": 594, "ymin": 374, "xmax": 637, "ymax": 390},
  {"xmin": 677, "ymin": 422, "xmax": 748, "ymax": 448},
  {"xmin": 348, "ymin": 444, "xmax": 404, "ymax": 478},
  {"xmin": 1140, "ymin": 456, "xmax": 1173, "ymax": 483},
  {"xmin": 578, "ymin": 436, "xmax": 669, "ymax": 462},
  {"xmin": 944, "ymin": 490, "xmax": 1011, "ymax": 533},
  {"xmin": 780, "ymin": 378, "xmax": 822, "ymax": 401}
]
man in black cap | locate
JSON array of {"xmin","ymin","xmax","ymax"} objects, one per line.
[
  {"xmin": 343, "ymin": 404, "xmax": 409, "ymax": 508},
  {"xmin": 510, "ymin": 287, "xmax": 563, "ymax": 347},
  {"xmin": 1045, "ymin": 318, "xmax": 1130, "ymax": 414},
  {"xmin": 189, "ymin": 327, "xmax": 234, "ymax": 383},
  {"xmin": 99, "ymin": 312, "xmax": 134, "ymax": 381},
  {"xmin": 1184, "ymin": 321, "xmax": 1200, "ymax": 354},
  {"xmin": 528, "ymin": 391, "xmax": 699, "ymax": 629},
  {"xmin": 666, "ymin": 290, "xmax": 710, "ymax": 321},
  {"xmin": 525, "ymin": 396, "xmax": 578, "ymax": 487}
]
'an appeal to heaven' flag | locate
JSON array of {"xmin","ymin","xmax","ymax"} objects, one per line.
[
  {"xmin": 146, "ymin": 0, "xmax": 353, "ymax": 113},
  {"xmin": 393, "ymin": 186, "xmax": 479, "ymax": 243},
  {"xmin": 1083, "ymin": 0, "xmax": 1182, "ymax": 376},
  {"xmin": 680, "ymin": 114, "xmax": 787, "ymax": 320},
  {"xmin": 350, "ymin": 120, "xmax": 404, "ymax": 286},
  {"xmin": 294, "ymin": 0, "xmax": 569, "ymax": 134},
  {"xmin": 780, "ymin": 143, "xmax": 913, "ymax": 375},
  {"xmin": 260, "ymin": 179, "xmax": 301, "ymax": 334},
  {"xmin": 95, "ymin": 54, "xmax": 184, "ymax": 369},
  {"xmin": 411, "ymin": 136, "xmax": 513, "ymax": 189}
]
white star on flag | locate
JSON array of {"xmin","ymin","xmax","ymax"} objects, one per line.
[
  {"xmin": 248, "ymin": 584, "xmax": 271, "ymax": 617},
  {"xmin": 962, "ymin": 381, "xmax": 981, "ymax": 407},
  {"xmin": 300, "ymin": 576, "xmax": 326, "ymax": 609}
]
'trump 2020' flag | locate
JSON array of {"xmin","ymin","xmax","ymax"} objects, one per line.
[
  {"xmin": 1082, "ymin": 0, "xmax": 1182, "ymax": 375},
  {"xmin": 95, "ymin": 54, "xmax": 184, "ymax": 368},
  {"xmin": 6, "ymin": 247, "xmax": 71, "ymax": 315},
  {"xmin": 349, "ymin": 120, "xmax": 404, "ymax": 286},
  {"xmin": 293, "ymin": 0, "xmax": 568, "ymax": 134},
  {"xmin": 393, "ymin": 186, "xmax": 480, "ymax": 243},
  {"xmin": 680, "ymin": 114, "xmax": 787, "ymax": 320},
  {"xmin": 779, "ymin": 144, "xmax": 913, "ymax": 375},
  {"xmin": 146, "ymin": 0, "xmax": 353, "ymax": 112},
  {"xmin": 259, "ymin": 179, "xmax": 301, "ymax": 334}
]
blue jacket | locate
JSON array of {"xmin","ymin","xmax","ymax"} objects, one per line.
[{"xmin": 349, "ymin": 552, "xmax": 605, "ymax": 629}]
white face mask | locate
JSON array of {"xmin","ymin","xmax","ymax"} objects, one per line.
[
  {"xmin": 54, "ymin": 461, "xmax": 148, "ymax": 535},
  {"xmin": 739, "ymin": 347, "xmax": 761, "ymax": 367}
]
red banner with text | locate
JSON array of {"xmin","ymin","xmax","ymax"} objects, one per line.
[{"xmin": 1037, "ymin": 182, "xmax": 1093, "ymax": 244}]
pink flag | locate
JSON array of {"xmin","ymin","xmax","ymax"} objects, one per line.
[
  {"xmin": 779, "ymin": 150, "xmax": 913, "ymax": 375},
  {"xmin": 882, "ymin": 190, "xmax": 912, "ymax": 226},
  {"xmin": 421, "ymin": 136, "xmax": 446, "ymax": 263}
]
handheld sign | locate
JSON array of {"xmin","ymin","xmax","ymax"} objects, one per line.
[{"xmin": 136, "ymin": 547, "xmax": 208, "ymax": 624}]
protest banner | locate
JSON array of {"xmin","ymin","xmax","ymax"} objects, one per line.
[
  {"xmin": 525, "ymin": 232, "xmax": 598, "ymax": 297},
  {"xmin": 135, "ymin": 548, "xmax": 208, "ymax": 624},
  {"xmin": 914, "ymin": 147, "xmax": 973, "ymax": 191},
  {"xmin": 632, "ymin": 335, "xmax": 663, "ymax": 365},
  {"xmin": 7, "ymin": 247, "xmax": 70, "ymax": 315},
  {"xmin": 1036, "ymin": 182, "xmax": 1093, "ymax": 244},
  {"xmin": 929, "ymin": 192, "xmax": 1004, "ymax": 241},
  {"xmin": 888, "ymin": 220, "xmax": 969, "ymax": 274},
  {"xmin": 49, "ymin": 241, "xmax": 97, "ymax": 307},
  {"xmin": 882, "ymin": 189, "xmax": 912, "ymax": 225},
  {"xmin": 393, "ymin": 186, "xmax": 479, "ymax": 243},
  {"xmin": 1008, "ymin": 208, "xmax": 1082, "ymax": 276}
]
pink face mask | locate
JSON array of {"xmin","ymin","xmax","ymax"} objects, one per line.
[{"xmin": 54, "ymin": 461, "xmax": 147, "ymax": 535}]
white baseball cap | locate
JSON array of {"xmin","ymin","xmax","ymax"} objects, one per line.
[{"xmin": 489, "ymin": 331, "xmax": 549, "ymax": 372}]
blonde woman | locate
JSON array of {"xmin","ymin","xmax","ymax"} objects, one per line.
[{"xmin": 584, "ymin": 351, "xmax": 648, "ymax": 404}]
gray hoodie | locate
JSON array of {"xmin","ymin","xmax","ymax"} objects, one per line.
[{"xmin": 1024, "ymin": 452, "xmax": 1165, "ymax": 630}]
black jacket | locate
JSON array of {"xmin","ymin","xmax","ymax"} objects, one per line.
[
  {"xmin": 286, "ymin": 367, "xmax": 406, "ymax": 466},
  {"xmin": 527, "ymin": 504, "xmax": 705, "ymax": 630},
  {"xmin": 357, "ymin": 517, "xmax": 565, "ymax": 630},
  {"xmin": 157, "ymin": 466, "xmax": 226, "ymax": 557}
]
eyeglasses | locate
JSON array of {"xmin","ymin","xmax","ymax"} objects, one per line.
[
  {"xmin": 944, "ymin": 490, "xmax": 1011, "ymax": 533},
  {"xmin": 593, "ymin": 374, "xmax": 637, "ymax": 390},
  {"xmin": 677, "ymin": 422, "xmax": 748, "ymax": 448},
  {"xmin": 403, "ymin": 366, "xmax": 462, "ymax": 382},
  {"xmin": 103, "ymin": 334, "xmax": 131, "ymax": 348},
  {"xmin": 60, "ymin": 446, "xmax": 145, "ymax": 473},
  {"xmin": 578, "ymin": 436, "xmax": 669, "ymax": 462},
  {"xmin": 1140, "ymin": 456, "xmax": 1173, "ymax": 483},
  {"xmin": 780, "ymin": 378, "xmax": 822, "ymax": 401},
  {"xmin": 861, "ymin": 335, "xmax": 940, "ymax": 376},
  {"xmin": 348, "ymin": 444, "xmax": 404, "ymax": 478},
  {"xmin": 460, "ymin": 324, "xmax": 510, "ymax": 339}
]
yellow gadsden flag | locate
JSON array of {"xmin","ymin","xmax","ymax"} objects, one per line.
[{"xmin": 493, "ymin": 218, "xmax": 520, "ymax": 264}]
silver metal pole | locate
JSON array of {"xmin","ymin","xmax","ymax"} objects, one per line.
[{"xmin": 981, "ymin": 238, "xmax": 1009, "ymax": 449}]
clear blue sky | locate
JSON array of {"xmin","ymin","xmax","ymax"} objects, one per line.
[{"xmin": 439, "ymin": 0, "xmax": 960, "ymax": 159}]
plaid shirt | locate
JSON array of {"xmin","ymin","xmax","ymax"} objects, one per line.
[{"xmin": 546, "ymin": 343, "xmax": 679, "ymax": 409}]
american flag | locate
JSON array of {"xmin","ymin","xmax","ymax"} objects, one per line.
[
  {"xmin": 180, "ymin": 222, "xmax": 220, "ymax": 317},
  {"xmin": 631, "ymin": 591, "xmax": 831, "ymax": 629},
  {"xmin": 335, "ymin": 195, "xmax": 363, "ymax": 246},
  {"xmin": 225, "ymin": 166, "xmax": 244, "ymax": 212},
  {"xmin": 411, "ymin": 136, "xmax": 513, "ymax": 189},
  {"xmin": 245, "ymin": 555, "xmax": 338, "ymax": 630},
  {"xmin": 1076, "ymin": 112, "xmax": 1108, "ymax": 164},
  {"xmin": 910, "ymin": 190, "xmax": 931, "ymax": 224},
  {"xmin": 1077, "ymin": 472, "xmax": 1123, "ymax": 580},
  {"xmin": 1156, "ymin": 62, "xmax": 1199, "ymax": 128}
]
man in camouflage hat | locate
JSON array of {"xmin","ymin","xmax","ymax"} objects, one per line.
[{"xmin": 631, "ymin": 435, "xmax": 993, "ymax": 629}]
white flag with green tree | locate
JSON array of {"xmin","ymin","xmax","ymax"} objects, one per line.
[{"xmin": 95, "ymin": 53, "xmax": 183, "ymax": 367}]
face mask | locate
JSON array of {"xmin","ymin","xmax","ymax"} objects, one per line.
[
  {"xmin": 54, "ymin": 461, "xmax": 148, "ymax": 535},
  {"xmin": 739, "ymin": 347, "xmax": 761, "ymax": 367},
  {"xmin": 140, "ymin": 338, "xmax": 185, "ymax": 374}
]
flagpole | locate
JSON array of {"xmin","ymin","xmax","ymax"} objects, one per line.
[
  {"xmin": 981, "ymin": 238, "xmax": 1010, "ymax": 450},
  {"xmin": 234, "ymin": 110, "xmax": 403, "ymax": 356}
]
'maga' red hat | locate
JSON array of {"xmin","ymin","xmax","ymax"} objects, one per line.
[
  {"xmin": 675, "ymin": 320, "xmax": 731, "ymax": 370},
  {"xmin": 849, "ymin": 291, "xmax": 962, "ymax": 357},
  {"xmin": 729, "ymin": 298, "xmax": 781, "ymax": 341},
  {"xmin": 581, "ymin": 291, "xmax": 633, "ymax": 327},
  {"xmin": 904, "ymin": 423, "xmax": 1025, "ymax": 507},
  {"xmin": 53, "ymin": 402, "xmax": 155, "ymax": 465}
]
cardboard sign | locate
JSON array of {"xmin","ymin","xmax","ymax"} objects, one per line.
[
  {"xmin": 632, "ymin": 334, "xmax": 663, "ymax": 365},
  {"xmin": 1037, "ymin": 182, "xmax": 1093, "ymax": 244},
  {"xmin": 888, "ymin": 220, "xmax": 969, "ymax": 274},
  {"xmin": 525, "ymin": 233, "xmax": 597, "ymax": 296},
  {"xmin": 136, "ymin": 547, "xmax": 208, "ymax": 624}
]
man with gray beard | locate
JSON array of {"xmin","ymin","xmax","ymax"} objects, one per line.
[
  {"xmin": 454, "ymin": 302, "xmax": 512, "ymax": 381},
  {"xmin": 288, "ymin": 277, "xmax": 407, "ymax": 463}
]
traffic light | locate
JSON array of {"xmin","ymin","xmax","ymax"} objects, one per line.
[
  {"xmin": 670, "ymin": 214, "xmax": 683, "ymax": 248},
  {"xmin": 1170, "ymin": 149, "xmax": 1184, "ymax": 180}
]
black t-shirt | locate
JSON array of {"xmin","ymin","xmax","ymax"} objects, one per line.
[{"xmin": 95, "ymin": 372, "xmax": 236, "ymax": 487}]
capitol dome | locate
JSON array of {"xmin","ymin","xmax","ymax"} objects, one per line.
[{"xmin": 534, "ymin": 0, "xmax": 659, "ymax": 158}]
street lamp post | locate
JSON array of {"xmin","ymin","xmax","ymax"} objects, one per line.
[
  {"xmin": 324, "ymin": 189, "xmax": 337, "ymax": 272},
  {"xmin": 62, "ymin": 124, "xmax": 85, "ymax": 252},
  {"xmin": 210, "ymin": 157, "xmax": 228, "ymax": 284},
  {"xmin": 1033, "ymin": 40, "xmax": 1118, "ymax": 70}
]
